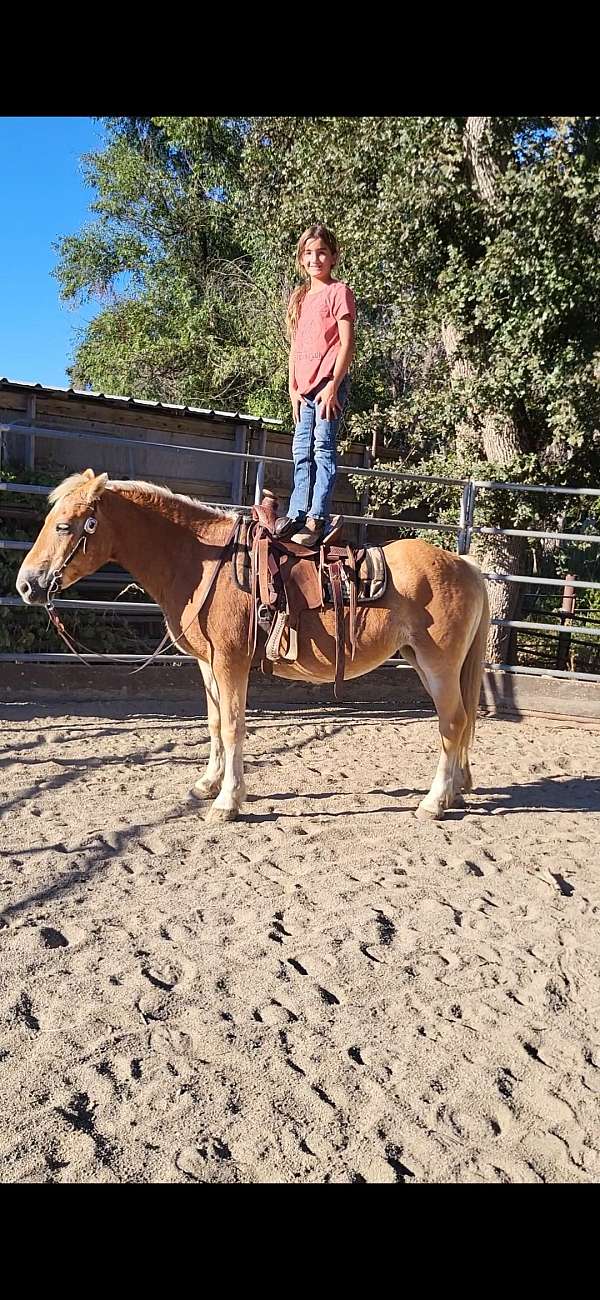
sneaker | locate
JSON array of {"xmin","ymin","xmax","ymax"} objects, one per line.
[
  {"xmin": 274, "ymin": 515, "xmax": 301, "ymax": 539},
  {"xmin": 290, "ymin": 519, "xmax": 325, "ymax": 548}
]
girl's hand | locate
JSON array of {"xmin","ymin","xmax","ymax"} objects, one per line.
[
  {"xmin": 290, "ymin": 390, "xmax": 301, "ymax": 423},
  {"xmin": 317, "ymin": 381, "xmax": 341, "ymax": 421}
]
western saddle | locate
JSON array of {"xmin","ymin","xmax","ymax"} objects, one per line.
[{"xmin": 234, "ymin": 491, "xmax": 387, "ymax": 698}]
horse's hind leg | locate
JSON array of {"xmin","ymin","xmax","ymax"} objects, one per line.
[
  {"xmin": 457, "ymin": 756, "xmax": 473, "ymax": 797},
  {"xmin": 401, "ymin": 644, "xmax": 465, "ymax": 805},
  {"xmin": 192, "ymin": 660, "xmax": 225, "ymax": 799},
  {"xmin": 205, "ymin": 653, "xmax": 249, "ymax": 824},
  {"xmin": 415, "ymin": 667, "xmax": 468, "ymax": 821}
]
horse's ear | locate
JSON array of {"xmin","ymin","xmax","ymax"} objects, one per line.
[
  {"xmin": 85, "ymin": 472, "xmax": 109, "ymax": 503},
  {"xmin": 82, "ymin": 468, "xmax": 96, "ymax": 481}
]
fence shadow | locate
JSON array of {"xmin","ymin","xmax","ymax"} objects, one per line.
[{"xmin": 475, "ymin": 774, "xmax": 599, "ymax": 815}]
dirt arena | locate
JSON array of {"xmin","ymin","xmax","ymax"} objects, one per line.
[{"xmin": 1, "ymin": 687, "xmax": 599, "ymax": 1183}]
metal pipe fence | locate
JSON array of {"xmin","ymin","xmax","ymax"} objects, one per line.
[{"xmin": 2, "ymin": 417, "xmax": 599, "ymax": 680}]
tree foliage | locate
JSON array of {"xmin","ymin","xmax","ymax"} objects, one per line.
[
  {"xmin": 55, "ymin": 114, "xmax": 600, "ymax": 514},
  {"xmin": 55, "ymin": 116, "xmax": 279, "ymax": 409}
]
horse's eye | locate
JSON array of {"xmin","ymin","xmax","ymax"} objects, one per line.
[{"xmin": 56, "ymin": 523, "xmax": 72, "ymax": 534}]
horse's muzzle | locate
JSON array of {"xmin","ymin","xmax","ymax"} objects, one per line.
[{"xmin": 16, "ymin": 568, "xmax": 51, "ymax": 605}]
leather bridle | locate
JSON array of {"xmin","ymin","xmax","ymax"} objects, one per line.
[{"xmin": 47, "ymin": 513, "xmax": 98, "ymax": 605}]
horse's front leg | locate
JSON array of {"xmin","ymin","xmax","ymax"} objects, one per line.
[
  {"xmin": 205, "ymin": 654, "xmax": 249, "ymax": 824},
  {"xmin": 192, "ymin": 660, "xmax": 225, "ymax": 799}
]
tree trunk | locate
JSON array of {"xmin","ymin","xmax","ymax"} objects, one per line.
[
  {"xmin": 463, "ymin": 116, "xmax": 498, "ymax": 205},
  {"xmin": 440, "ymin": 119, "xmax": 530, "ymax": 664},
  {"xmin": 469, "ymin": 531, "xmax": 527, "ymax": 664}
]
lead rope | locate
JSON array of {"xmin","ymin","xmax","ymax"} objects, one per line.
[{"xmin": 46, "ymin": 605, "xmax": 100, "ymax": 666}]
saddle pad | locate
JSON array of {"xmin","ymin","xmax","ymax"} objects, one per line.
[
  {"xmin": 321, "ymin": 546, "xmax": 387, "ymax": 607},
  {"xmin": 233, "ymin": 521, "xmax": 387, "ymax": 607}
]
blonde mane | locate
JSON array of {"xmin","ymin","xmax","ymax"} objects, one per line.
[
  {"xmin": 48, "ymin": 472, "xmax": 92, "ymax": 505},
  {"xmin": 48, "ymin": 472, "xmax": 237, "ymax": 523}
]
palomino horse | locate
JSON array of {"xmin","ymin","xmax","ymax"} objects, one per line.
[{"xmin": 16, "ymin": 470, "xmax": 490, "ymax": 824}]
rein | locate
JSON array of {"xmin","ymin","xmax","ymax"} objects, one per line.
[{"xmin": 45, "ymin": 509, "xmax": 243, "ymax": 674}]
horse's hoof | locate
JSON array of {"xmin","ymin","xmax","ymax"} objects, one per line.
[
  {"xmin": 191, "ymin": 780, "xmax": 220, "ymax": 800},
  {"xmin": 205, "ymin": 805, "xmax": 239, "ymax": 824},
  {"xmin": 451, "ymin": 793, "xmax": 466, "ymax": 809},
  {"xmin": 416, "ymin": 803, "xmax": 445, "ymax": 821}
]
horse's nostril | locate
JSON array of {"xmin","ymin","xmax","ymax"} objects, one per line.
[{"xmin": 17, "ymin": 578, "xmax": 31, "ymax": 597}]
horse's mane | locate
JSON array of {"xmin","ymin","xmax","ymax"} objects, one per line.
[
  {"xmin": 48, "ymin": 472, "xmax": 92, "ymax": 505},
  {"xmin": 48, "ymin": 472, "xmax": 237, "ymax": 523}
]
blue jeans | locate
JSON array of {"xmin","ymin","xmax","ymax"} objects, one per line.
[{"xmin": 287, "ymin": 375, "xmax": 350, "ymax": 524}]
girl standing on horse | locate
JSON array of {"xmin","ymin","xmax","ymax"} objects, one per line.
[{"xmin": 275, "ymin": 223, "xmax": 356, "ymax": 548}]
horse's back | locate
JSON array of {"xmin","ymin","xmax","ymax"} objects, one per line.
[{"xmin": 383, "ymin": 537, "xmax": 484, "ymax": 601}]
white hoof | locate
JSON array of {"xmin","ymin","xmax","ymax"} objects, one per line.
[
  {"xmin": 191, "ymin": 778, "xmax": 222, "ymax": 800},
  {"xmin": 205, "ymin": 804, "xmax": 239, "ymax": 825},
  {"xmin": 416, "ymin": 801, "xmax": 445, "ymax": 821}
]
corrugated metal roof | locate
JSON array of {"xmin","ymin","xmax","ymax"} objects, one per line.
[{"xmin": 0, "ymin": 377, "xmax": 282, "ymax": 427}]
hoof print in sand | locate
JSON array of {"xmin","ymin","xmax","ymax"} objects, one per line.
[
  {"xmin": 40, "ymin": 927, "xmax": 69, "ymax": 949},
  {"xmin": 13, "ymin": 992, "xmax": 40, "ymax": 1033},
  {"xmin": 141, "ymin": 965, "xmax": 179, "ymax": 992}
]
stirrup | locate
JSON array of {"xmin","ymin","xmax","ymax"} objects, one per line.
[
  {"xmin": 264, "ymin": 611, "xmax": 299, "ymax": 663},
  {"xmin": 264, "ymin": 610, "xmax": 288, "ymax": 661},
  {"xmin": 280, "ymin": 626, "xmax": 298, "ymax": 661}
]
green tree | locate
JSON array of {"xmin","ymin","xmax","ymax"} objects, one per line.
[
  {"xmin": 240, "ymin": 115, "xmax": 600, "ymax": 657},
  {"xmin": 54, "ymin": 116, "xmax": 286, "ymax": 412},
  {"xmin": 55, "ymin": 115, "xmax": 600, "ymax": 663}
]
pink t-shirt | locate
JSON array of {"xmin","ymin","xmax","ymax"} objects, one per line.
[{"xmin": 292, "ymin": 280, "xmax": 356, "ymax": 396}]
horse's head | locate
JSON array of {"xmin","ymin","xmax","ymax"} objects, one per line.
[{"xmin": 16, "ymin": 469, "xmax": 112, "ymax": 605}]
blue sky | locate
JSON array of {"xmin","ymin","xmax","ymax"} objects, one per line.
[{"xmin": 0, "ymin": 117, "xmax": 105, "ymax": 388}]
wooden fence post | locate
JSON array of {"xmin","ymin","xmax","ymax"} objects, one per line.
[{"xmin": 556, "ymin": 574, "xmax": 576, "ymax": 671}]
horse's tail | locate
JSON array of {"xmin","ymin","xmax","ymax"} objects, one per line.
[{"xmin": 459, "ymin": 570, "xmax": 490, "ymax": 782}]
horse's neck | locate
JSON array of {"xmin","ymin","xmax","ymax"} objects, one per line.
[{"xmin": 106, "ymin": 492, "xmax": 207, "ymax": 608}]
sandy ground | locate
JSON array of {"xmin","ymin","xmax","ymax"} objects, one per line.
[{"xmin": 1, "ymin": 694, "xmax": 600, "ymax": 1184}]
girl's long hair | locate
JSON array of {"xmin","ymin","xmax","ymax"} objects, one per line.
[{"xmin": 286, "ymin": 223, "xmax": 339, "ymax": 339}]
